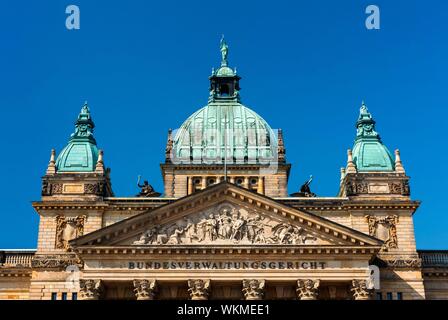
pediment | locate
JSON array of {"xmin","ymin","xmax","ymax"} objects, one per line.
[{"xmin": 70, "ymin": 182, "xmax": 383, "ymax": 249}]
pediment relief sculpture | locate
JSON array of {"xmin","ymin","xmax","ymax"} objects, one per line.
[{"xmin": 132, "ymin": 204, "xmax": 318, "ymax": 246}]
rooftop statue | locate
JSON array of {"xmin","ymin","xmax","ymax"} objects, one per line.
[
  {"xmin": 220, "ymin": 35, "xmax": 229, "ymax": 66},
  {"xmin": 290, "ymin": 175, "xmax": 316, "ymax": 197},
  {"xmin": 136, "ymin": 175, "xmax": 161, "ymax": 197}
]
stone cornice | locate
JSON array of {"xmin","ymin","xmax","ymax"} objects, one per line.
[
  {"xmin": 75, "ymin": 245, "xmax": 381, "ymax": 257},
  {"xmin": 0, "ymin": 268, "xmax": 32, "ymax": 277}
]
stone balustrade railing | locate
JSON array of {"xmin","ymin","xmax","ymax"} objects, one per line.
[
  {"xmin": 418, "ymin": 250, "xmax": 448, "ymax": 267},
  {"xmin": 0, "ymin": 250, "xmax": 36, "ymax": 268}
]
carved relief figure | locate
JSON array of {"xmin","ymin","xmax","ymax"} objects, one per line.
[
  {"xmin": 55, "ymin": 215, "xmax": 86, "ymax": 250},
  {"xmin": 366, "ymin": 215, "xmax": 399, "ymax": 249},
  {"xmin": 242, "ymin": 279, "xmax": 265, "ymax": 300},
  {"xmin": 132, "ymin": 204, "xmax": 318, "ymax": 246}
]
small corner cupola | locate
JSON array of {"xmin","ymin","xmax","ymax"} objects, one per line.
[
  {"xmin": 55, "ymin": 102, "xmax": 100, "ymax": 172},
  {"xmin": 351, "ymin": 101, "xmax": 394, "ymax": 172},
  {"xmin": 209, "ymin": 36, "xmax": 241, "ymax": 102}
]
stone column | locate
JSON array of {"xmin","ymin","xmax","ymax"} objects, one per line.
[
  {"xmin": 187, "ymin": 177, "xmax": 193, "ymax": 195},
  {"xmin": 296, "ymin": 279, "xmax": 320, "ymax": 300},
  {"xmin": 242, "ymin": 279, "xmax": 265, "ymax": 300},
  {"xmin": 257, "ymin": 177, "xmax": 264, "ymax": 194},
  {"xmin": 133, "ymin": 279, "xmax": 157, "ymax": 300},
  {"xmin": 351, "ymin": 279, "xmax": 373, "ymax": 300},
  {"xmin": 201, "ymin": 176, "xmax": 207, "ymax": 190},
  {"xmin": 79, "ymin": 279, "xmax": 103, "ymax": 300},
  {"xmin": 243, "ymin": 177, "xmax": 250, "ymax": 189},
  {"xmin": 216, "ymin": 176, "xmax": 221, "ymax": 183},
  {"xmin": 230, "ymin": 177, "xmax": 235, "ymax": 184},
  {"xmin": 188, "ymin": 279, "xmax": 210, "ymax": 300}
]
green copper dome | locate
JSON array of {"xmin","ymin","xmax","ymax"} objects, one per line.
[
  {"xmin": 171, "ymin": 37, "xmax": 277, "ymax": 165},
  {"xmin": 56, "ymin": 102, "xmax": 99, "ymax": 172},
  {"xmin": 172, "ymin": 101, "xmax": 277, "ymax": 164},
  {"xmin": 351, "ymin": 102, "xmax": 394, "ymax": 172}
]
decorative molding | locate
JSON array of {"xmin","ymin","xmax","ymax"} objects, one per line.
[
  {"xmin": 366, "ymin": 215, "xmax": 398, "ymax": 250},
  {"xmin": 79, "ymin": 279, "xmax": 103, "ymax": 300},
  {"xmin": 132, "ymin": 204, "xmax": 317, "ymax": 246},
  {"xmin": 31, "ymin": 254, "xmax": 83, "ymax": 269},
  {"xmin": 296, "ymin": 279, "xmax": 320, "ymax": 300},
  {"xmin": 351, "ymin": 279, "xmax": 373, "ymax": 300},
  {"xmin": 242, "ymin": 279, "xmax": 265, "ymax": 300},
  {"xmin": 84, "ymin": 182, "xmax": 105, "ymax": 195},
  {"xmin": 51, "ymin": 183, "xmax": 63, "ymax": 194},
  {"xmin": 133, "ymin": 279, "xmax": 157, "ymax": 300},
  {"xmin": 187, "ymin": 279, "xmax": 210, "ymax": 300},
  {"xmin": 55, "ymin": 215, "xmax": 87, "ymax": 250},
  {"xmin": 376, "ymin": 257, "xmax": 422, "ymax": 269}
]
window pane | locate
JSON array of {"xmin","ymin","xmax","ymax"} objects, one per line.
[
  {"xmin": 397, "ymin": 292, "xmax": 403, "ymax": 300},
  {"xmin": 376, "ymin": 292, "xmax": 382, "ymax": 300},
  {"xmin": 62, "ymin": 292, "xmax": 67, "ymax": 300},
  {"xmin": 51, "ymin": 293, "xmax": 57, "ymax": 300},
  {"xmin": 72, "ymin": 293, "xmax": 78, "ymax": 300},
  {"xmin": 386, "ymin": 292, "xmax": 393, "ymax": 300}
]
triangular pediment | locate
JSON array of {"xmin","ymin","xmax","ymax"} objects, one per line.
[{"xmin": 70, "ymin": 182, "xmax": 383, "ymax": 249}]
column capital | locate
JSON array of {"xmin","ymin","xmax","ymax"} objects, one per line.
[
  {"xmin": 79, "ymin": 279, "xmax": 103, "ymax": 300},
  {"xmin": 351, "ymin": 279, "xmax": 373, "ymax": 300},
  {"xmin": 242, "ymin": 279, "xmax": 265, "ymax": 300},
  {"xmin": 133, "ymin": 279, "xmax": 157, "ymax": 300},
  {"xmin": 188, "ymin": 279, "xmax": 210, "ymax": 300},
  {"xmin": 296, "ymin": 279, "xmax": 320, "ymax": 300}
]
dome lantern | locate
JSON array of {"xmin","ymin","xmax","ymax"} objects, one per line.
[
  {"xmin": 55, "ymin": 102, "xmax": 100, "ymax": 172},
  {"xmin": 351, "ymin": 102, "xmax": 395, "ymax": 172}
]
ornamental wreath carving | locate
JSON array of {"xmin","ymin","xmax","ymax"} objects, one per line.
[
  {"xmin": 132, "ymin": 204, "xmax": 317, "ymax": 245},
  {"xmin": 55, "ymin": 215, "xmax": 87, "ymax": 250},
  {"xmin": 242, "ymin": 279, "xmax": 265, "ymax": 300},
  {"xmin": 187, "ymin": 279, "xmax": 210, "ymax": 300},
  {"xmin": 366, "ymin": 215, "xmax": 399, "ymax": 250}
]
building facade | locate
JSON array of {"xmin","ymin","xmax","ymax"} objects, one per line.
[{"xmin": 1, "ymin": 39, "xmax": 448, "ymax": 300}]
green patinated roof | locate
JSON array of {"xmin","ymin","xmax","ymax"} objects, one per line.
[
  {"xmin": 352, "ymin": 102, "xmax": 395, "ymax": 172},
  {"xmin": 56, "ymin": 102, "xmax": 99, "ymax": 172},
  {"xmin": 171, "ymin": 37, "xmax": 277, "ymax": 165},
  {"xmin": 172, "ymin": 101, "xmax": 277, "ymax": 164}
]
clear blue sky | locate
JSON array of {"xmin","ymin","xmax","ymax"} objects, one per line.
[{"xmin": 1, "ymin": 0, "xmax": 447, "ymax": 249}]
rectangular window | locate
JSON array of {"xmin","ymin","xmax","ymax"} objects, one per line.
[
  {"xmin": 386, "ymin": 292, "xmax": 393, "ymax": 300},
  {"xmin": 376, "ymin": 292, "xmax": 382, "ymax": 300},
  {"xmin": 72, "ymin": 293, "xmax": 78, "ymax": 300},
  {"xmin": 397, "ymin": 292, "xmax": 403, "ymax": 300},
  {"xmin": 51, "ymin": 293, "xmax": 57, "ymax": 300},
  {"xmin": 61, "ymin": 292, "xmax": 67, "ymax": 300}
]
